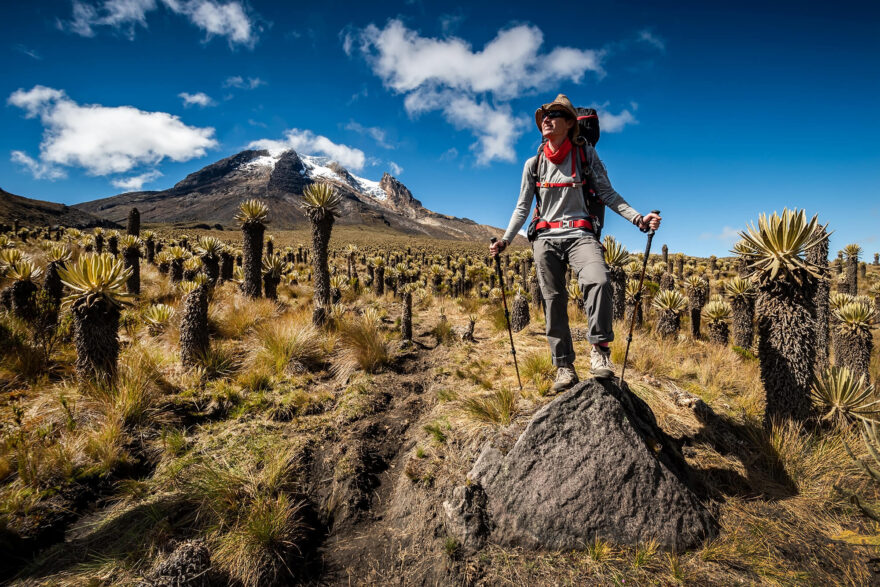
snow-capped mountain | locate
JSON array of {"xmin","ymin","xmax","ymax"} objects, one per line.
[
  {"xmin": 73, "ymin": 149, "xmax": 507, "ymax": 241},
  {"xmin": 244, "ymin": 152, "xmax": 387, "ymax": 201}
]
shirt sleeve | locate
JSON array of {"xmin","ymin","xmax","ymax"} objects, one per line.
[
  {"xmin": 583, "ymin": 145, "xmax": 641, "ymax": 225},
  {"xmin": 501, "ymin": 157, "xmax": 537, "ymax": 243}
]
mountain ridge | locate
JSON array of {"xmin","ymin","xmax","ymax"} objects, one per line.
[
  {"xmin": 72, "ymin": 149, "xmax": 517, "ymax": 242},
  {"xmin": 0, "ymin": 188, "xmax": 118, "ymax": 229}
]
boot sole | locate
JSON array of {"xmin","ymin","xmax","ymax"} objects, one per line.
[
  {"xmin": 590, "ymin": 368, "xmax": 613, "ymax": 379},
  {"xmin": 551, "ymin": 379, "xmax": 579, "ymax": 393}
]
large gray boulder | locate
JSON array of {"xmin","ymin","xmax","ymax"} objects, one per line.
[{"xmin": 448, "ymin": 378, "xmax": 716, "ymax": 553}]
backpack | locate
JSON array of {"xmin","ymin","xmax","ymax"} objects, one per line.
[
  {"xmin": 575, "ymin": 107, "xmax": 605, "ymax": 238},
  {"xmin": 527, "ymin": 107, "xmax": 605, "ymax": 241}
]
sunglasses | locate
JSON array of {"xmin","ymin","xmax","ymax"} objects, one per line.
[{"xmin": 541, "ymin": 110, "xmax": 570, "ymax": 120}]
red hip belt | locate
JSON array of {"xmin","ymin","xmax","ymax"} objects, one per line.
[{"xmin": 534, "ymin": 218, "xmax": 593, "ymax": 231}]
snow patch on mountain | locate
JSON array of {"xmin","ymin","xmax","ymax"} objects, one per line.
[
  {"xmin": 300, "ymin": 155, "xmax": 338, "ymax": 181},
  {"xmin": 300, "ymin": 155, "xmax": 387, "ymax": 201},
  {"xmin": 245, "ymin": 154, "xmax": 279, "ymax": 169},
  {"xmin": 238, "ymin": 150, "xmax": 389, "ymax": 202},
  {"xmin": 351, "ymin": 176, "xmax": 388, "ymax": 201}
]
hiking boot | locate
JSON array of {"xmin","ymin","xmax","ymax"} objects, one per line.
[
  {"xmin": 552, "ymin": 364, "xmax": 579, "ymax": 393},
  {"xmin": 590, "ymin": 346, "xmax": 614, "ymax": 379}
]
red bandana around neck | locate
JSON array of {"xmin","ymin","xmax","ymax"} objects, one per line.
[{"xmin": 543, "ymin": 138, "xmax": 572, "ymax": 165}]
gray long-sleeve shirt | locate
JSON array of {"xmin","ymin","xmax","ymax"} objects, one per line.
[{"xmin": 501, "ymin": 143, "xmax": 641, "ymax": 243}]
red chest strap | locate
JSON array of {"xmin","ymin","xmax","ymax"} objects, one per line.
[{"xmin": 535, "ymin": 150, "xmax": 583, "ymax": 189}]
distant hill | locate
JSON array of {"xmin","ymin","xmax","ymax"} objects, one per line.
[
  {"xmin": 0, "ymin": 188, "xmax": 118, "ymax": 229},
  {"xmin": 74, "ymin": 149, "xmax": 519, "ymax": 242}
]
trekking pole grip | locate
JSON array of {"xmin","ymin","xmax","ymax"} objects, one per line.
[
  {"xmin": 489, "ymin": 237, "xmax": 503, "ymax": 284},
  {"xmin": 640, "ymin": 209, "xmax": 661, "ymax": 235}
]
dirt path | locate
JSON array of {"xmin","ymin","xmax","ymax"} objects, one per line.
[{"xmin": 308, "ymin": 341, "xmax": 457, "ymax": 585}]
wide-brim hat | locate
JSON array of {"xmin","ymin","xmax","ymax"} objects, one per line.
[{"xmin": 534, "ymin": 94, "xmax": 579, "ymax": 138}]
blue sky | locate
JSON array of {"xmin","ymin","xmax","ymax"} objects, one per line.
[{"xmin": 2, "ymin": 0, "xmax": 878, "ymax": 257}]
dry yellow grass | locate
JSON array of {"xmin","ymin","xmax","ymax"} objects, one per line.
[
  {"xmin": 331, "ymin": 310, "xmax": 390, "ymax": 382},
  {"xmin": 403, "ymin": 296, "xmax": 879, "ymax": 586},
  {"xmin": 248, "ymin": 313, "xmax": 324, "ymax": 376},
  {"xmin": 1, "ymin": 231, "xmax": 879, "ymax": 585},
  {"xmin": 209, "ymin": 285, "xmax": 280, "ymax": 339}
]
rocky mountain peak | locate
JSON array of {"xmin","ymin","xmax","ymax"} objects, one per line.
[
  {"xmin": 173, "ymin": 149, "xmax": 266, "ymax": 193},
  {"xmin": 327, "ymin": 162, "xmax": 361, "ymax": 192},
  {"xmin": 380, "ymin": 173, "xmax": 423, "ymax": 217},
  {"xmin": 268, "ymin": 150, "xmax": 311, "ymax": 194}
]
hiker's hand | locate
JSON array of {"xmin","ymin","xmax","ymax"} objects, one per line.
[
  {"xmin": 640, "ymin": 212, "xmax": 661, "ymax": 231},
  {"xmin": 490, "ymin": 239, "xmax": 507, "ymax": 256}
]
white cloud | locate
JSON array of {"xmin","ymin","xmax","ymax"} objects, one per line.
[
  {"xmin": 340, "ymin": 27, "xmax": 354, "ymax": 56},
  {"xmin": 15, "ymin": 45, "xmax": 43, "ymax": 60},
  {"xmin": 439, "ymin": 147, "xmax": 458, "ymax": 161},
  {"xmin": 66, "ymin": 1, "xmax": 98, "ymax": 36},
  {"xmin": 223, "ymin": 75, "xmax": 265, "ymax": 89},
  {"xmin": 357, "ymin": 20, "xmax": 603, "ymax": 99},
  {"xmin": 437, "ymin": 92, "xmax": 525, "ymax": 165},
  {"xmin": 170, "ymin": 0, "xmax": 254, "ymax": 46},
  {"xmin": 179, "ymin": 91, "xmax": 215, "ymax": 107},
  {"xmin": 583, "ymin": 101, "xmax": 639, "ymax": 133},
  {"xmin": 638, "ymin": 30, "xmax": 666, "ymax": 52},
  {"xmin": 111, "ymin": 169, "xmax": 162, "ymax": 190},
  {"xmin": 344, "ymin": 120, "xmax": 392, "ymax": 149},
  {"xmin": 61, "ymin": 0, "xmax": 258, "ymax": 47},
  {"xmin": 248, "ymin": 129, "xmax": 366, "ymax": 171},
  {"xmin": 8, "ymin": 86, "xmax": 67, "ymax": 117},
  {"xmin": 388, "ymin": 161, "xmax": 403, "ymax": 175},
  {"xmin": 10, "ymin": 151, "xmax": 66, "ymax": 180},
  {"xmin": 352, "ymin": 19, "xmax": 604, "ymax": 164},
  {"xmin": 597, "ymin": 107, "xmax": 638, "ymax": 133},
  {"xmin": 8, "ymin": 85, "xmax": 217, "ymax": 178},
  {"xmin": 347, "ymin": 85, "xmax": 369, "ymax": 104},
  {"xmin": 65, "ymin": 0, "xmax": 155, "ymax": 38},
  {"xmin": 403, "ymin": 88, "xmax": 526, "ymax": 165}
]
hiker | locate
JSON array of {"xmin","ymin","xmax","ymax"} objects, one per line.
[{"xmin": 490, "ymin": 94, "xmax": 661, "ymax": 391}]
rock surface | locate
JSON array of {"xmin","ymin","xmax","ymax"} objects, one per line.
[
  {"xmin": 268, "ymin": 149, "xmax": 311, "ymax": 194},
  {"xmin": 138, "ymin": 539, "xmax": 212, "ymax": 586},
  {"xmin": 452, "ymin": 378, "xmax": 717, "ymax": 553},
  {"xmin": 379, "ymin": 173, "xmax": 423, "ymax": 218},
  {"xmin": 442, "ymin": 484, "xmax": 493, "ymax": 553}
]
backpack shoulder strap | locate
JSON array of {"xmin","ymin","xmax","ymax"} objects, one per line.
[
  {"xmin": 529, "ymin": 146, "xmax": 544, "ymax": 217},
  {"xmin": 577, "ymin": 143, "xmax": 598, "ymax": 196},
  {"xmin": 576, "ymin": 142, "xmax": 589, "ymax": 177},
  {"xmin": 530, "ymin": 142, "xmax": 545, "ymax": 177},
  {"xmin": 528, "ymin": 150, "xmax": 540, "ymax": 178}
]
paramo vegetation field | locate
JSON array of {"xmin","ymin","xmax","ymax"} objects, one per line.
[{"xmin": 1, "ymin": 193, "xmax": 880, "ymax": 585}]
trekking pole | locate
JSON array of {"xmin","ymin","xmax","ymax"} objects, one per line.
[
  {"xmin": 619, "ymin": 210, "xmax": 661, "ymax": 388},
  {"xmin": 490, "ymin": 238, "xmax": 523, "ymax": 391}
]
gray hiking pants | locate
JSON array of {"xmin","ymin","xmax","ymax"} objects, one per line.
[{"xmin": 533, "ymin": 235, "xmax": 613, "ymax": 366}]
